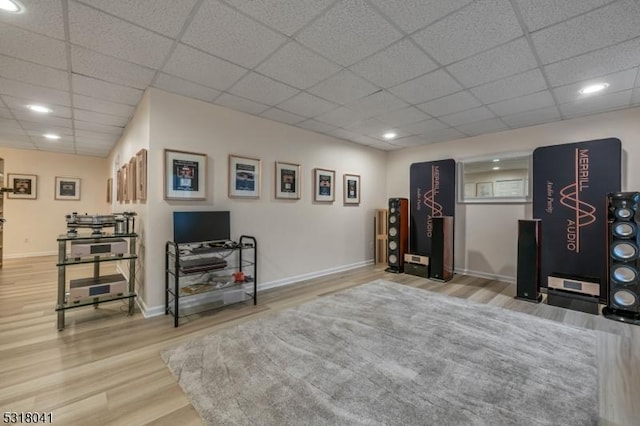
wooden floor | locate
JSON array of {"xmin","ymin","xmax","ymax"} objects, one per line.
[{"xmin": 0, "ymin": 256, "xmax": 638, "ymax": 425}]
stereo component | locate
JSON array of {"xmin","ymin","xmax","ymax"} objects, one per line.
[
  {"xmin": 548, "ymin": 273, "xmax": 600, "ymax": 297},
  {"xmin": 404, "ymin": 253, "xmax": 429, "ymax": 266},
  {"xmin": 68, "ymin": 273, "xmax": 127, "ymax": 303},
  {"xmin": 386, "ymin": 198, "xmax": 408, "ymax": 273},
  {"xmin": 547, "ymin": 288, "xmax": 599, "ymax": 315},
  {"xmin": 70, "ymin": 239, "xmax": 127, "ymax": 258},
  {"xmin": 430, "ymin": 216, "xmax": 454, "ymax": 282},
  {"xmin": 404, "ymin": 262, "xmax": 429, "ymax": 278}
]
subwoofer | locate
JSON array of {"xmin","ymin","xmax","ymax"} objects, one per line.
[
  {"xmin": 603, "ymin": 192, "xmax": 640, "ymax": 325},
  {"xmin": 515, "ymin": 219, "xmax": 543, "ymax": 303},
  {"xmin": 430, "ymin": 216, "xmax": 454, "ymax": 281},
  {"xmin": 386, "ymin": 198, "xmax": 408, "ymax": 273}
]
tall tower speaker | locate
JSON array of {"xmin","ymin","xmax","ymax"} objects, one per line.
[
  {"xmin": 386, "ymin": 198, "xmax": 408, "ymax": 273},
  {"xmin": 430, "ymin": 216, "xmax": 454, "ymax": 281},
  {"xmin": 603, "ymin": 192, "xmax": 640, "ymax": 325},
  {"xmin": 515, "ymin": 219, "xmax": 543, "ymax": 303}
]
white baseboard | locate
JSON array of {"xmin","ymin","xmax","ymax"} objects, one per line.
[
  {"xmin": 454, "ymin": 267, "xmax": 515, "ymax": 284},
  {"xmin": 4, "ymin": 250, "xmax": 57, "ymax": 259},
  {"xmin": 138, "ymin": 297, "xmax": 165, "ymax": 318}
]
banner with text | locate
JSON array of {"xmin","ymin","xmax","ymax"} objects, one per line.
[
  {"xmin": 533, "ymin": 138, "xmax": 621, "ymax": 296},
  {"xmin": 410, "ymin": 159, "xmax": 456, "ymax": 256}
]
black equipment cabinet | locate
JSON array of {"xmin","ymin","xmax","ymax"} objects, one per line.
[{"xmin": 165, "ymin": 235, "xmax": 257, "ymax": 327}]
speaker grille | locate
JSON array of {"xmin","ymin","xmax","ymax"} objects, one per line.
[
  {"xmin": 389, "ymin": 227, "xmax": 397, "ymax": 237},
  {"xmin": 389, "ymin": 254, "xmax": 397, "ymax": 264},
  {"xmin": 388, "ymin": 240, "xmax": 397, "ymax": 250},
  {"xmin": 389, "ymin": 215, "xmax": 396, "ymax": 224}
]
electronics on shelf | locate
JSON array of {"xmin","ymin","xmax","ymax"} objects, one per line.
[
  {"xmin": 65, "ymin": 211, "xmax": 136, "ymax": 237},
  {"xmin": 548, "ymin": 273, "xmax": 600, "ymax": 297},
  {"xmin": 173, "ymin": 211, "xmax": 230, "ymax": 244},
  {"xmin": 70, "ymin": 238, "xmax": 127, "ymax": 258},
  {"xmin": 68, "ymin": 273, "xmax": 127, "ymax": 303},
  {"xmin": 404, "ymin": 253, "xmax": 429, "ymax": 266}
]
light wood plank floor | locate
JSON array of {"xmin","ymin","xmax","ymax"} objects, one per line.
[{"xmin": 1, "ymin": 256, "xmax": 638, "ymax": 425}]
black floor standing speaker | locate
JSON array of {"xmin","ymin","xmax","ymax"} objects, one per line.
[
  {"xmin": 603, "ymin": 192, "xmax": 640, "ymax": 325},
  {"xmin": 515, "ymin": 219, "xmax": 543, "ymax": 303},
  {"xmin": 386, "ymin": 198, "xmax": 408, "ymax": 273},
  {"xmin": 430, "ymin": 216, "xmax": 454, "ymax": 281}
]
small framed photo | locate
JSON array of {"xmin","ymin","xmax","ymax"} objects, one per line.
[
  {"xmin": 136, "ymin": 149, "xmax": 148, "ymax": 201},
  {"xmin": 476, "ymin": 181, "xmax": 493, "ymax": 198},
  {"xmin": 164, "ymin": 149, "xmax": 207, "ymax": 200},
  {"xmin": 343, "ymin": 173, "xmax": 361, "ymax": 205},
  {"xmin": 116, "ymin": 168, "xmax": 123, "ymax": 202},
  {"xmin": 275, "ymin": 161, "xmax": 301, "ymax": 200},
  {"xmin": 107, "ymin": 178, "xmax": 113, "ymax": 203},
  {"xmin": 121, "ymin": 164, "xmax": 129, "ymax": 202},
  {"xmin": 127, "ymin": 156, "xmax": 137, "ymax": 201},
  {"xmin": 55, "ymin": 177, "xmax": 80, "ymax": 200},
  {"xmin": 7, "ymin": 173, "xmax": 37, "ymax": 199},
  {"xmin": 229, "ymin": 154, "xmax": 261, "ymax": 198},
  {"xmin": 313, "ymin": 168, "xmax": 335, "ymax": 203}
]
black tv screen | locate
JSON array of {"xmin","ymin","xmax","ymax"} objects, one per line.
[{"xmin": 173, "ymin": 211, "xmax": 230, "ymax": 244}]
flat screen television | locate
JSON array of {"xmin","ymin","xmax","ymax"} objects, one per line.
[{"xmin": 173, "ymin": 211, "xmax": 230, "ymax": 244}]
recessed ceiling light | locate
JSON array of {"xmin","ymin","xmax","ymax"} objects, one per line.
[
  {"xmin": 492, "ymin": 159, "xmax": 500, "ymax": 162},
  {"xmin": 43, "ymin": 133, "xmax": 61, "ymax": 140},
  {"xmin": 579, "ymin": 83, "xmax": 609, "ymax": 95},
  {"xmin": 0, "ymin": 0, "xmax": 24, "ymax": 13},
  {"xmin": 383, "ymin": 132, "xmax": 397, "ymax": 140},
  {"xmin": 492, "ymin": 166, "xmax": 500, "ymax": 170},
  {"xmin": 27, "ymin": 104, "xmax": 52, "ymax": 114}
]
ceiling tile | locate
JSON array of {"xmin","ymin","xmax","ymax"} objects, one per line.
[
  {"xmin": 153, "ymin": 73, "xmax": 221, "ymax": 103},
  {"xmin": 182, "ymin": 0, "xmax": 286, "ymax": 68},
  {"xmin": 344, "ymin": 118, "xmax": 402, "ymax": 138},
  {"xmin": 75, "ymin": 130, "xmax": 118, "ymax": 141},
  {"xmin": 325, "ymin": 128, "xmax": 361, "ymax": 142},
  {"xmin": 35, "ymin": 142, "xmax": 76, "ymax": 153},
  {"xmin": 422, "ymin": 127, "xmax": 466, "ymax": 144},
  {"xmin": 455, "ymin": 118, "xmax": 508, "ymax": 136},
  {"xmin": 399, "ymin": 118, "xmax": 449, "ymax": 136},
  {"xmin": 228, "ymin": 72, "xmax": 299, "ymax": 106},
  {"xmin": 531, "ymin": 0, "xmax": 640, "ymax": 65},
  {"xmin": 0, "ymin": 0, "xmax": 64, "ymax": 39},
  {"xmin": 559, "ymin": 89, "xmax": 632, "ymax": 117},
  {"xmin": 297, "ymin": 119, "xmax": 337, "ymax": 134},
  {"xmin": 363, "ymin": 140, "xmax": 399, "ymax": 151},
  {"xmin": 374, "ymin": 106, "xmax": 430, "ymax": 126},
  {"xmin": 277, "ymin": 93, "xmax": 337, "ymax": 117},
  {"xmin": 214, "ymin": 93, "xmax": 270, "ymax": 115},
  {"xmin": 69, "ymin": 2, "xmax": 173, "ymax": 69},
  {"xmin": 438, "ymin": 106, "xmax": 495, "ymax": 127},
  {"xmin": 544, "ymin": 38, "xmax": 640, "ymax": 87},
  {"xmin": 295, "ymin": 0, "xmax": 403, "ymax": 67},
  {"xmin": 75, "ymin": 147, "xmax": 111, "ymax": 157},
  {"xmin": 224, "ymin": 0, "xmax": 335, "ymax": 36},
  {"xmin": 369, "ymin": 0, "xmax": 473, "ymax": 34},
  {"xmin": 70, "ymin": 46, "xmax": 155, "ymax": 89},
  {"xmin": 632, "ymin": 88, "xmax": 640, "ymax": 105},
  {"xmin": 0, "ymin": 117, "xmax": 24, "ymax": 130},
  {"xmin": 74, "ymin": 110, "xmax": 129, "ymax": 127},
  {"xmin": 0, "ymin": 77, "xmax": 71, "ymax": 106},
  {"xmin": 502, "ymin": 106, "xmax": 562, "ymax": 128},
  {"xmin": 314, "ymin": 106, "xmax": 364, "ymax": 128},
  {"xmin": 308, "ymin": 70, "xmax": 378, "ymax": 105},
  {"xmin": 417, "ymin": 91, "xmax": 481, "ymax": 117},
  {"xmin": 20, "ymin": 123, "xmax": 73, "ymax": 135},
  {"xmin": 75, "ymin": 137, "xmax": 117, "ymax": 148},
  {"xmin": 390, "ymin": 135, "xmax": 429, "ymax": 148},
  {"xmin": 0, "ymin": 55, "xmax": 69, "ymax": 91},
  {"xmin": 388, "ymin": 69, "xmax": 462, "ymax": 105},
  {"xmin": 259, "ymin": 108, "xmax": 306, "ymax": 125},
  {"xmin": 72, "ymin": 75, "xmax": 144, "ymax": 106},
  {"xmin": 350, "ymin": 134, "xmax": 385, "ymax": 145},
  {"xmin": 0, "ymin": 134, "xmax": 33, "ymax": 146},
  {"xmin": 0, "ymin": 24, "xmax": 67, "ymax": 69},
  {"xmin": 349, "ymin": 39, "xmax": 438, "ymax": 88},
  {"xmin": 345, "ymin": 91, "xmax": 407, "ymax": 119},
  {"xmin": 553, "ymin": 68, "xmax": 637, "ymax": 103},
  {"xmin": 256, "ymin": 42, "xmax": 341, "ymax": 89},
  {"xmin": 514, "ymin": 0, "xmax": 614, "ymax": 32},
  {"xmin": 2, "ymin": 94, "xmax": 71, "ymax": 118},
  {"xmin": 446, "ymin": 38, "xmax": 537, "ymax": 87},
  {"xmin": 74, "ymin": 120, "xmax": 124, "ymax": 135},
  {"xmin": 0, "ymin": 107, "xmax": 11, "ymax": 119},
  {"xmin": 163, "ymin": 44, "xmax": 247, "ymax": 91},
  {"xmin": 79, "ymin": 0, "xmax": 198, "ymax": 37},
  {"xmin": 412, "ymin": 0, "xmax": 522, "ymax": 65},
  {"xmin": 488, "ymin": 91, "xmax": 555, "ymax": 116},
  {"xmin": 73, "ymin": 94, "xmax": 136, "ymax": 118},
  {"xmin": 470, "ymin": 69, "xmax": 548, "ymax": 104}
]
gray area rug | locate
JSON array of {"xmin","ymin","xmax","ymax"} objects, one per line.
[{"xmin": 162, "ymin": 279, "xmax": 598, "ymax": 425}]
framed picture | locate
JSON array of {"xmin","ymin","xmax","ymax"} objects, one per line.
[
  {"xmin": 107, "ymin": 178, "xmax": 112, "ymax": 203},
  {"xmin": 121, "ymin": 164, "xmax": 129, "ymax": 202},
  {"xmin": 127, "ymin": 157, "xmax": 137, "ymax": 201},
  {"xmin": 55, "ymin": 177, "xmax": 80, "ymax": 200},
  {"xmin": 313, "ymin": 168, "xmax": 335, "ymax": 202},
  {"xmin": 343, "ymin": 173, "xmax": 360, "ymax": 205},
  {"xmin": 7, "ymin": 173, "xmax": 37, "ymax": 199},
  {"xmin": 275, "ymin": 161, "xmax": 300, "ymax": 200},
  {"xmin": 164, "ymin": 149, "xmax": 207, "ymax": 200},
  {"xmin": 116, "ymin": 168, "xmax": 123, "ymax": 202},
  {"xmin": 476, "ymin": 181, "xmax": 493, "ymax": 198},
  {"xmin": 228, "ymin": 154, "xmax": 261, "ymax": 198},
  {"xmin": 136, "ymin": 149, "xmax": 147, "ymax": 201}
]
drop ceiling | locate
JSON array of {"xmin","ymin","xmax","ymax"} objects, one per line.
[{"xmin": 1, "ymin": 0, "xmax": 639, "ymax": 157}]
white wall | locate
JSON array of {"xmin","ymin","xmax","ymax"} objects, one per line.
[
  {"xmin": 387, "ymin": 107, "xmax": 640, "ymax": 282},
  {"xmin": 117, "ymin": 89, "xmax": 387, "ymax": 314},
  {"xmin": 0, "ymin": 147, "xmax": 108, "ymax": 257}
]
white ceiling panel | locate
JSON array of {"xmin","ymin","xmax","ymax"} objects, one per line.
[
  {"xmin": 412, "ymin": 0, "xmax": 522, "ymax": 65},
  {"xmin": 0, "ymin": 24, "xmax": 67, "ymax": 69},
  {"xmin": 389, "ymin": 69, "xmax": 462, "ymax": 105},
  {"xmin": 417, "ymin": 91, "xmax": 481, "ymax": 117},
  {"xmin": 0, "ymin": 107, "xmax": 11, "ymax": 119},
  {"xmin": 70, "ymin": 46, "xmax": 155, "ymax": 89},
  {"xmin": 78, "ymin": 0, "xmax": 198, "ymax": 38},
  {"xmin": 74, "ymin": 147, "xmax": 111, "ymax": 157},
  {"xmin": 224, "ymin": 0, "xmax": 335, "ymax": 37},
  {"xmin": 439, "ymin": 106, "xmax": 496, "ymax": 127},
  {"xmin": 531, "ymin": 0, "xmax": 640, "ymax": 65},
  {"xmin": 326, "ymin": 128, "xmax": 361, "ymax": 142},
  {"xmin": 314, "ymin": 106, "xmax": 365, "ymax": 128},
  {"xmin": 153, "ymin": 73, "xmax": 221, "ymax": 103},
  {"xmin": 73, "ymin": 120, "xmax": 124, "ymax": 135},
  {"xmin": 0, "ymin": 0, "xmax": 64, "ymax": 39},
  {"xmin": 73, "ymin": 94, "xmax": 135, "ymax": 118},
  {"xmin": 297, "ymin": 119, "xmax": 337, "ymax": 134},
  {"xmin": 74, "ymin": 137, "xmax": 116, "ymax": 148},
  {"xmin": 633, "ymin": 88, "xmax": 640, "ymax": 104},
  {"xmin": 308, "ymin": 70, "xmax": 378, "ymax": 105},
  {"xmin": 470, "ymin": 69, "xmax": 548, "ymax": 104},
  {"xmin": 422, "ymin": 127, "xmax": 466, "ymax": 144},
  {"xmin": 20, "ymin": 123, "xmax": 73, "ymax": 135},
  {"xmin": 72, "ymin": 75, "xmax": 144, "ymax": 106},
  {"xmin": 0, "ymin": 117, "xmax": 24, "ymax": 130},
  {"xmin": 375, "ymin": 107, "xmax": 430, "ymax": 127},
  {"xmin": 501, "ymin": 106, "xmax": 562, "ymax": 129},
  {"xmin": 350, "ymin": 133, "xmax": 385, "ymax": 146},
  {"xmin": 369, "ymin": 0, "xmax": 473, "ymax": 34},
  {"xmin": 514, "ymin": 0, "xmax": 614, "ymax": 32},
  {"xmin": 12, "ymin": 112, "xmax": 72, "ymax": 128},
  {"xmin": 390, "ymin": 135, "xmax": 429, "ymax": 148},
  {"xmin": 259, "ymin": 108, "xmax": 306, "ymax": 125},
  {"xmin": 345, "ymin": 91, "xmax": 407, "ymax": 119},
  {"xmin": 559, "ymin": 89, "xmax": 633, "ymax": 117},
  {"xmin": 349, "ymin": 39, "xmax": 438, "ymax": 89},
  {"xmin": 399, "ymin": 119, "xmax": 449, "ymax": 136},
  {"xmin": 256, "ymin": 42, "xmax": 341, "ymax": 90},
  {"xmin": 295, "ymin": 0, "xmax": 402, "ymax": 67},
  {"xmin": 0, "ymin": 77, "xmax": 71, "ymax": 106},
  {"xmin": 277, "ymin": 93, "xmax": 337, "ymax": 118},
  {"xmin": 553, "ymin": 68, "xmax": 638, "ymax": 104},
  {"xmin": 488, "ymin": 91, "xmax": 555, "ymax": 116},
  {"xmin": 446, "ymin": 38, "xmax": 537, "ymax": 87},
  {"xmin": 0, "ymin": 55, "xmax": 69, "ymax": 91},
  {"xmin": 455, "ymin": 118, "xmax": 508, "ymax": 136},
  {"xmin": 214, "ymin": 93, "xmax": 270, "ymax": 116},
  {"xmin": 1, "ymin": 94, "xmax": 71, "ymax": 117},
  {"xmin": 0, "ymin": 134, "xmax": 33, "ymax": 146},
  {"xmin": 345, "ymin": 118, "xmax": 398, "ymax": 137},
  {"xmin": 228, "ymin": 72, "xmax": 299, "ymax": 106},
  {"xmin": 75, "ymin": 129, "xmax": 119, "ymax": 141},
  {"xmin": 74, "ymin": 109, "xmax": 129, "ymax": 127},
  {"xmin": 182, "ymin": 0, "xmax": 286, "ymax": 68}
]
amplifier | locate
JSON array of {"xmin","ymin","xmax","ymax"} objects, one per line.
[
  {"xmin": 404, "ymin": 262, "xmax": 429, "ymax": 279},
  {"xmin": 404, "ymin": 253, "xmax": 429, "ymax": 266},
  {"xmin": 69, "ymin": 273, "xmax": 127, "ymax": 303},
  {"xmin": 548, "ymin": 273, "xmax": 600, "ymax": 297},
  {"xmin": 70, "ymin": 239, "xmax": 127, "ymax": 258}
]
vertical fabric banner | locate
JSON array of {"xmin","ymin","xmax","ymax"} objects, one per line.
[
  {"xmin": 533, "ymin": 138, "xmax": 621, "ymax": 298},
  {"xmin": 410, "ymin": 160, "xmax": 456, "ymax": 256}
]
